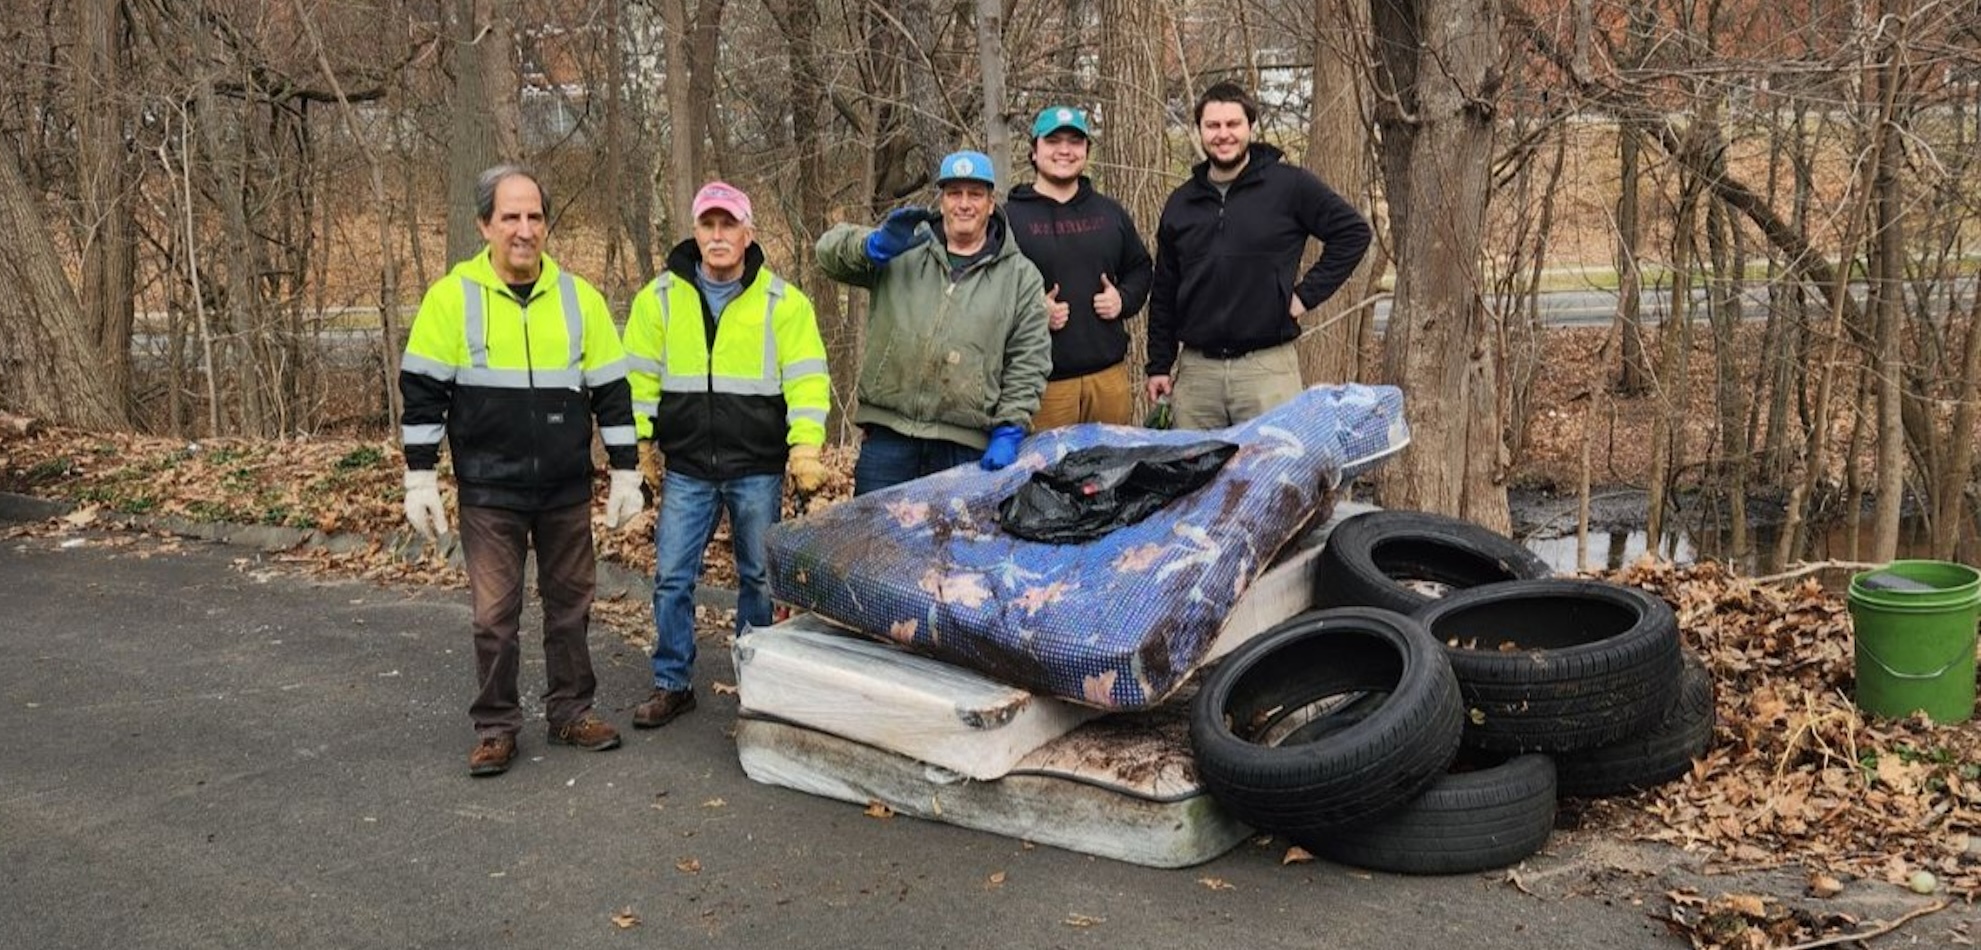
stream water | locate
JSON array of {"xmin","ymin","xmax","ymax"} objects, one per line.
[{"xmin": 1519, "ymin": 506, "xmax": 1980, "ymax": 577}]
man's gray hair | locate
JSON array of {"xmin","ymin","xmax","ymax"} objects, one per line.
[{"xmin": 475, "ymin": 164, "xmax": 549, "ymax": 223}]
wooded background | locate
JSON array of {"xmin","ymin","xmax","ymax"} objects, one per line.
[{"xmin": 4, "ymin": 0, "xmax": 1980, "ymax": 565}]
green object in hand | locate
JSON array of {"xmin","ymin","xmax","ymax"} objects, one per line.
[{"xmin": 1144, "ymin": 398, "xmax": 1172, "ymax": 430}]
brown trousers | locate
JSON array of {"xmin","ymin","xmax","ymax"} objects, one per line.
[
  {"xmin": 457, "ymin": 502, "xmax": 599, "ymax": 738},
  {"xmin": 1031, "ymin": 363, "xmax": 1135, "ymax": 430}
]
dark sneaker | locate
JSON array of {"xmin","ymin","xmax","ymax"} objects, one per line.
[
  {"xmin": 548, "ymin": 712, "xmax": 621, "ymax": 751},
  {"xmin": 468, "ymin": 735, "xmax": 517, "ymax": 777},
  {"xmin": 631, "ymin": 689, "xmax": 697, "ymax": 729}
]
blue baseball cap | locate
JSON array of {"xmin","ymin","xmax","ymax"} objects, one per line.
[
  {"xmin": 935, "ymin": 150, "xmax": 998, "ymax": 191},
  {"xmin": 1031, "ymin": 105, "xmax": 1093, "ymax": 141}
]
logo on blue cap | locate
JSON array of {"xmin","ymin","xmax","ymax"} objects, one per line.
[{"xmin": 935, "ymin": 150, "xmax": 997, "ymax": 191}]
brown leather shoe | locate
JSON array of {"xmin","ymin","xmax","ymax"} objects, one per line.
[
  {"xmin": 468, "ymin": 735, "xmax": 516, "ymax": 777},
  {"xmin": 548, "ymin": 712, "xmax": 622, "ymax": 751},
  {"xmin": 631, "ymin": 689, "xmax": 696, "ymax": 729}
]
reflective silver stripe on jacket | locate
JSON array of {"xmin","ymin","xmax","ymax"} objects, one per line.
[
  {"xmin": 460, "ymin": 273, "xmax": 585, "ymax": 375},
  {"xmin": 401, "ymin": 422, "xmax": 446, "ymax": 445},
  {"xmin": 655, "ymin": 275, "xmax": 788, "ymax": 397},
  {"xmin": 457, "ymin": 366, "xmax": 584, "ymax": 389},
  {"xmin": 399, "ymin": 353, "xmax": 456, "ymax": 381}
]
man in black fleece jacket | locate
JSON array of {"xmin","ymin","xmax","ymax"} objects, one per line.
[
  {"xmin": 1006, "ymin": 105, "xmax": 1153, "ymax": 429},
  {"xmin": 1146, "ymin": 82, "xmax": 1372, "ymax": 428}
]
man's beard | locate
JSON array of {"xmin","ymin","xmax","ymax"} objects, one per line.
[{"xmin": 1208, "ymin": 148, "xmax": 1247, "ymax": 173}]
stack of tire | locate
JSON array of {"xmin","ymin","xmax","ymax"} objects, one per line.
[{"xmin": 1189, "ymin": 511, "xmax": 1716, "ymax": 875}]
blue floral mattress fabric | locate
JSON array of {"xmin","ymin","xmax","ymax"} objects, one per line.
[{"xmin": 766, "ymin": 383, "xmax": 1410, "ymax": 710}]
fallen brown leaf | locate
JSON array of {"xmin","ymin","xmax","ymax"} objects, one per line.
[
  {"xmin": 1281, "ymin": 846, "xmax": 1315, "ymax": 865},
  {"xmin": 610, "ymin": 908, "xmax": 640, "ymax": 929},
  {"xmin": 675, "ymin": 857, "xmax": 701, "ymax": 874},
  {"xmin": 864, "ymin": 801, "xmax": 895, "ymax": 819}
]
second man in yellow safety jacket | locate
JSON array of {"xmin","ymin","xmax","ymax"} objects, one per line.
[{"xmin": 622, "ymin": 181, "xmax": 830, "ymax": 729}]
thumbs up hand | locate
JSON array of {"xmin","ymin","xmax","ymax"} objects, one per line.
[
  {"xmin": 1044, "ymin": 284, "xmax": 1070, "ymax": 331},
  {"xmin": 1093, "ymin": 273, "xmax": 1123, "ymax": 320}
]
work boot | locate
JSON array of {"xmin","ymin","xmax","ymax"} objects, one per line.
[
  {"xmin": 548, "ymin": 712, "xmax": 622, "ymax": 751},
  {"xmin": 631, "ymin": 688, "xmax": 696, "ymax": 729},
  {"xmin": 468, "ymin": 735, "xmax": 517, "ymax": 777}
]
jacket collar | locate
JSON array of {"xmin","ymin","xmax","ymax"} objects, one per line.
[
  {"xmin": 455, "ymin": 247, "xmax": 565, "ymax": 298},
  {"xmin": 664, "ymin": 238, "xmax": 767, "ymax": 290}
]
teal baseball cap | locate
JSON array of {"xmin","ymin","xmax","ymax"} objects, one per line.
[
  {"xmin": 935, "ymin": 150, "xmax": 998, "ymax": 191},
  {"xmin": 1031, "ymin": 105, "xmax": 1092, "ymax": 141}
]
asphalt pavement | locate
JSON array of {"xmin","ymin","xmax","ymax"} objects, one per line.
[{"xmin": 1, "ymin": 508, "xmax": 1962, "ymax": 949}]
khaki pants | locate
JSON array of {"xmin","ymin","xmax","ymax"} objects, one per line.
[
  {"xmin": 458, "ymin": 502, "xmax": 599, "ymax": 738},
  {"xmin": 1031, "ymin": 363, "xmax": 1134, "ymax": 430},
  {"xmin": 1170, "ymin": 342, "xmax": 1304, "ymax": 429}
]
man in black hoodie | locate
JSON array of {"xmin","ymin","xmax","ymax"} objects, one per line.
[
  {"xmin": 1146, "ymin": 82, "xmax": 1372, "ymax": 428},
  {"xmin": 1006, "ymin": 105, "xmax": 1153, "ymax": 429}
]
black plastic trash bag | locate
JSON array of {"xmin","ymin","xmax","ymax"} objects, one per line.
[{"xmin": 998, "ymin": 440, "xmax": 1240, "ymax": 544}]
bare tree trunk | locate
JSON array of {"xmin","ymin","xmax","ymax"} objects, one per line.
[
  {"xmin": 1706, "ymin": 194, "xmax": 1748, "ymax": 560},
  {"xmin": 482, "ymin": 0, "xmax": 522, "ymax": 162},
  {"xmin": 602, "ymin": 0, "xmax": 629, "ymax": 305},
  {"xmin": 294, "ymin": 0, "xmax": 404, "ymax": 432},
  {"xmin": 976, "ymin": 0, "xmax": 1011, "ymax": 187},
  {"xmin": 447, "ymin": 0, "xmax": 503, "ymax": 263},
  {"xmin": 1938, "ymin": 296, "xmax": 1981, "ymax": 558},
  {"xmin": 661, "ymin": 0, "xmax": 698, "ymax": 235},
  {"xmin": 1300, "ymin": 0, "xmax": 1382, "ymax": 386},
  {"xmin": 1370, "ymin": 0, "xmax": 1508, "ymax": 528},
  {"xmin": 687, "ymin": 0, "xmax": 729, "ymax": 178},
  {"xmin": 1098, "ymin": 0, "xmax": 1168, "ymax": 418},
  {"xmin": 1614, "ymin": 121, "xmax": 1649, "ymax": 394},
  {"xmin": 70, "ymin": 0, "xmax": 135, "ymax": 418},
  {"xmin": 773, "ymin": 0, "xmax": 851, "ymax": 439},
  {"xmin": 0, "ymin": 135, "xmax": 127, "ymax": 429},
  {"xmin": 1647, "ymin": 157, "xmax": 1703, "ymax": 550},
  {"xmin": 1869, "ymin": 57, "xmax": 1906, "ymax": 562}
]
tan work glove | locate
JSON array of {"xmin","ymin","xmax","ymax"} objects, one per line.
[
  {"xmin": 637, "ymin": 440, "xmax": 660, "ymax": 494},
  {"xmin": 403, "ymin": 470, "xmax": 448, "ymax": 540},
  {"xmin": 787, "ymin": 444, "xmax": 828, "ymax": 494},
  {"xmin": 605, "ymin": 469, "xmax": 645, "ymax": 529}
]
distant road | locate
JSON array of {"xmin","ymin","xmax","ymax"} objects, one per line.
[{"xmin": 133, "ymin": 281, "xmax": 1924, "ymax": 356}]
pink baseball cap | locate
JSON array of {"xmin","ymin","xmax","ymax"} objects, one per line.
[{"xmin": 691, "ymin": 181, "xmax": 753, "ymax": 226}]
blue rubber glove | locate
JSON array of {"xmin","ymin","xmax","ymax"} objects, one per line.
[
  {"xmin": 865, "ymin": 208, "xmax": 938, "ymax": 266},
  {"xmin": 980, "ymin": 424, "xmax": 1026, "ymax": 470}
]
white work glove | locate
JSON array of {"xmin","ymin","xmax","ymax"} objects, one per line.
[
  {"xmin": 403, "ymin": 469, "xmax": 448, "ymax": 540},
  {"xmin": 605, "ymin": 469, "xmax": 645, "ymax": 530}
]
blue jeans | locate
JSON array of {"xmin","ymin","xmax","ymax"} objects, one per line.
[
  {"xmin": 651, "ymin": 470, "xmax": 781, "ymax": 691},
  {"xmin": 852, "ymin": 424, "xmax": 981, "ymax": 496}
]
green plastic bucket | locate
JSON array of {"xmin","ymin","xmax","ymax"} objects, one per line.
[{"xmin": 1848, "ymin": 560, "xmax": 1981, "ymax": 724}]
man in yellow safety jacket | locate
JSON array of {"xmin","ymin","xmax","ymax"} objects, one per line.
[
  {"xmin": 399, "ymin": 164, "xmax": 643, "ymax": 777},
  {"xmin": 622, "ymin": 180, "xmax": 831, "ymax": 729}
]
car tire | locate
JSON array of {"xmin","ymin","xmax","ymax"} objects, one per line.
[
  {"xmin": 1300, "ymin": 752, "xmax": 1558, "ymax": 875},
  {"xmin": 1314, "ymin": 510, "xmax": 1553, "ymax": 614},
  {"xmin": 1554, "ymin": 650, "xmax": 1716, "ymax": 797},
  {"xmin": 1414, "ymin": 578, "xmax": 1683, "ymax": 753},
  {"xmin": 1189, "ymin": 607, "xmax": 1465, "ymax": 835}
]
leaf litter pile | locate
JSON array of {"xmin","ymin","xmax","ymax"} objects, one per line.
[{"xmin": 5, "ymin": 425, "xmax": 1979, "ymax": 946}]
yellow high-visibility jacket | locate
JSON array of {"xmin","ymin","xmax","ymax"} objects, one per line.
[
  {"xmin": 399, "ymin": 249, "xmax": 635, "ymax": 510},
  {"xmin": 624, "ymin": 241, "xmax": 829, "ymax": 480}
]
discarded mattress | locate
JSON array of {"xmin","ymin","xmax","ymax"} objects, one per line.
[
  {"xmin": 735, "ymin": 519, "xmax": 1363, "ymax": 781},
  {"xmin": 766, "ymin": 383, "xmax": 1409, "ymax": 710},
  {"xmin": 735, "ymin": 708, "xmax": 1250, "ymax": 869},
  {"xmin": 735, "ymin": 614, "xmax": 1100, "ymax": 781}
]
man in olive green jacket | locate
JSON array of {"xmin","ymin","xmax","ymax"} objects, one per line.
[{"xmin": 817, "ymin": 150, "xmax": 1053, "ymax": 495}]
